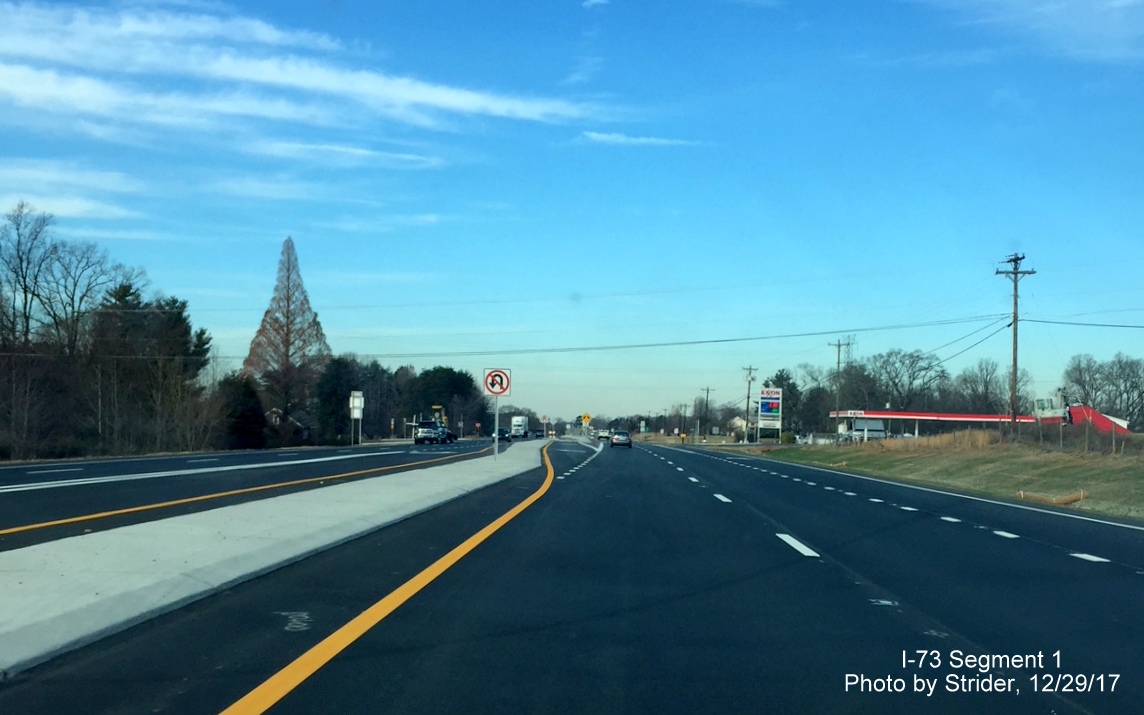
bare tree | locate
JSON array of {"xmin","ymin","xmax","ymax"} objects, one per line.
[
  {"xmin": 1061, "ymin": 354, "xmax": 1104, "ymax": 407},
  {"xmin": 954, "ymin": 358, "xmax": 1005, "ymax": 414},
  {"xmin": 0, "ymin": 202, "xmax": 57, "ymax": 457},
  {"xmin": 40, "ymin": 240, "xmax": 135, "ymax": 357},
  {"xmin": 243, "ymin": 237, "xmax": 331, "ymax": 431},
  {"xmin": 1104, "ymin": 353, "xmax": 1144, "ymax": 430},
  {"xmin": 0, "ymin": 201, "xmax": 57, "ymax": 346},
  {"xmin": 867, "ymin": 349, "xmax": 948, "ymax": 411}
]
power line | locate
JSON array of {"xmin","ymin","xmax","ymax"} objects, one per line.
[
  {"xmin": 0, "ymin": 314, "xmax": 1012, "ymax": 362},
  {"xmin": 276, "ymin": 314, "xmax": 1007, "ymax": 361},
  {"xmin": 927, "ymin": 317, "xmax": 1009, "ymax": 354},
  {"xmin": 934, "ymin": 322, "xmax": 1011, "ymax": 366},
  {"xmin": 1024, "ymin": 319, "xmax": 1144, "ymax": 329}
]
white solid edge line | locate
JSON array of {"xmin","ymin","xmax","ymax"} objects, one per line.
[
  {"xmin": 756, "ymin": 459, "xmax": 1144, "ymax": 533},
  {"xmin": 714, "ymin": 494, "xmax": 732, "ymax": 503},
  {"xmin": 777, "ymin": 533, "xmax": 820, "ymax": 557}
]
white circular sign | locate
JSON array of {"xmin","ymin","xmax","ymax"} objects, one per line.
[{"xmin": 484, "ymin": 368, "xmax": 511, "ymax": 396}]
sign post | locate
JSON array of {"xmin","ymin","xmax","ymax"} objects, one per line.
[
  {"xmin": 759, "ymin": 388, "xmax": 783, "ymax": 443},
  {"xmin": 349, "ymin": 390, "xmax": 364, "ymax": 445},
  {"xmin": 483, "ymin": 369, "xmax": 511, "ymax": 458}
]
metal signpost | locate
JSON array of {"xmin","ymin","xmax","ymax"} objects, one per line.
[
  {"xmin": 348, "ymin": 390, "xmax": 364, "ymax": 445},
  {"xmin": 483, "ymin": 369, "xmax": 511, "ymax": 457}
]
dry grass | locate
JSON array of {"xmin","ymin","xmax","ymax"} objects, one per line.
[{"xmin": 727, "ymin": 431, "xmax": 1144, "ymax": 522}]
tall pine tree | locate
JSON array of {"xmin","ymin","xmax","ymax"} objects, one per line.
[{"xmin": 243, "ymin": 237, "xmax": 330, "ymax": 435}]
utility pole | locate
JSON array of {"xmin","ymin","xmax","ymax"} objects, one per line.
[
  {"xmin": 743, "ymin": 367, "xmax": 756, "ymax": 443},
  {"xmin": 701, "ymin": 387, "xmax": 713, "ymax": 440},
  {"xmin": 828, "ymin": 338, "xmax": 853, "ymax": 444},
  {"xmin": 996, "ymin": 253, "xmax": 1035, "ymax": 429}
]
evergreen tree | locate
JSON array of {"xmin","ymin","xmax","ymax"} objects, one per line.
[{"xmin": 216, "ymin": 372, "xmax": 267, "ymax": 450}]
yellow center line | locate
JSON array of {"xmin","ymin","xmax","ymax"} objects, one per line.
[
  {"xmin": 0, "ymin": 447, "xmax": 490, "ymax": 537},
  {"xmin": 219, "ymin": 443, "xmax": 555, "ymax": 715}
]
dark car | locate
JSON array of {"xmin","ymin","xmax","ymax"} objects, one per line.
[
  {"xmin": 610, "ymin": 430, "xmax": 632, "ymax": 448},
  {"xmin": 496, "ymin": 428, "xmax": 511, "ymax": 443}
]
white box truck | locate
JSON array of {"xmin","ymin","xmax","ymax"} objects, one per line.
[{"xmin": 511, "ymin": 415, "xmax": 530, "ymax": 439}]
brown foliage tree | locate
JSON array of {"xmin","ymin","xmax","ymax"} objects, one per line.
[{"xmin": 243, "ymin": 237, "xmax": 331, "ymax": 431}]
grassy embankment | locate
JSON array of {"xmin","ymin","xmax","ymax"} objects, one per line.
[{"xmin": 703, "ymin": 431, "xmax": 1144, "ymax": 522}]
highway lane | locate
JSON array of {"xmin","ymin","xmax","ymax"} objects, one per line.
[
  {"xmin": 658, "ymin": 445, "xmax": 1144, "ymax": 711},
  {"xmin": 2, "ymin": 438, "xmax": 1133, "ymax": 714},
  {"xmin": 0, "ymin": 440, "xmax": 491, "ymax": 550}
]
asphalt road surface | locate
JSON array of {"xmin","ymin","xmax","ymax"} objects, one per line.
[
  {"xmin": 2, "ymin": 438, "xmax": 1140, "ymax": 714},
  {"xmin": 0, "ymin": 440, "xmax": 489, "ymax": 550}
]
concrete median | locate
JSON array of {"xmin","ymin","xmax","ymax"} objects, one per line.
[{"xmin": 0, "ymin": 440, "xmax": 547, "ymax": 678}]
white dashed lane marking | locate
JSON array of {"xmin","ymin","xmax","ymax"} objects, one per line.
[
  {"xmin": 1070, "ymin": 553, "xmax": 1110, "ymax": 563},
  {"xmin": 681, "ymin": 450, "xmax": 1118, "ymax": 570},
  {"xmin": 777, "ymin": 533, "xmax": 820, "ymax": 557}
]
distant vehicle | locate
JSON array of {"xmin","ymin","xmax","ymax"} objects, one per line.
[
  {"xmin": 597, "ymin": 429, "xmax": 610, "ymax": 441},
  {"xmin": 610, "ymin": 430, "xmax": 632, "ymax": 448},
  {"xmin": 511, "ymin": 415, "xmax": 530, "ymax": 439},
  {"xmin": 496, "ymin": 427, "xmax": 511, "ymax": 443},
  {"xmin": 414, "ymin": 420, "xmax": 445, "ymax": 445}
]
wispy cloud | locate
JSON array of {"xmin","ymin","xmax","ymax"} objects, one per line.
[
  {"xmin": 0, "ymin": 159, "xmax": 145, "ymax": 195},
  {"xmin": 562, "ymin": 55, "xmax": 604, "ymax": 85},
  {"xmin": 0, "ymin": 194, "xmax": 139, "ymax": 219},
  {"xmin": 0, "ymin": 2, "xmax": 605, "ymax": 140},
  {"xmin": 244, "ymin": 140, "xmax": 446, "ymax": 169},
  {"xmin": 913, "ymin": 0, "xmax": 1144, "ymax": 61},
  {"xmin": 582, "ymin": 0, "xmax": 609, "ymax": 7},
  {"xmin": 209, "ymin": 176, "xmax": 326, "ymax": 201},
  {"xmin": 55, "ymin": 226, "xmax": 176, "ymax": 242},
  {"xmin": 0, "ymin": 160, "xmax": 145, "ymax": 220},
  {"xmin": 314, "ymin": 214, "xmax": 445, "ymax": 234},
  {"xmin": 581, "ymin": 131, "xmax": 700, "ymax": 146}
]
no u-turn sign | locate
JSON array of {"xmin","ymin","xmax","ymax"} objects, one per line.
[{"xmin": 483, "ymin": 368, "xmax": 511, "ymax": 397}]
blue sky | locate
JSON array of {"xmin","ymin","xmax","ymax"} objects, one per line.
[{"xmin": 1, "ymin": 0, "xmax": 1142, "ymax": 422}]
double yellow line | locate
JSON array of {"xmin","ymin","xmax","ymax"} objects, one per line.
[
  {"xmin": 220, "ymin": 442, "xmax": 555, "ymax": 714},
  {"xmin": 0, "ymin": 448, "xmax": 488, "ymax": 537}
]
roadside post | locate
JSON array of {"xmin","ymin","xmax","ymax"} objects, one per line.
[
  {"xmin": 349, "ymin": 390, "xmax": 364, "ymax": 445},
  {"xmin": 483, "ymin": 369, "xmax": 511, "ymax": 458}
]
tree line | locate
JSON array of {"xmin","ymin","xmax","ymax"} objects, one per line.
[
  {"xmin": 602, "ymin": 349, "xmax": 1142, "ymax": 439},
  {"xmin": 0, "ymin": 204, "xmax": 492, "ymax": 459},
  {"xmin": 2, "ymin": 201, "xmax": 1137, "ymax": 459}
]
